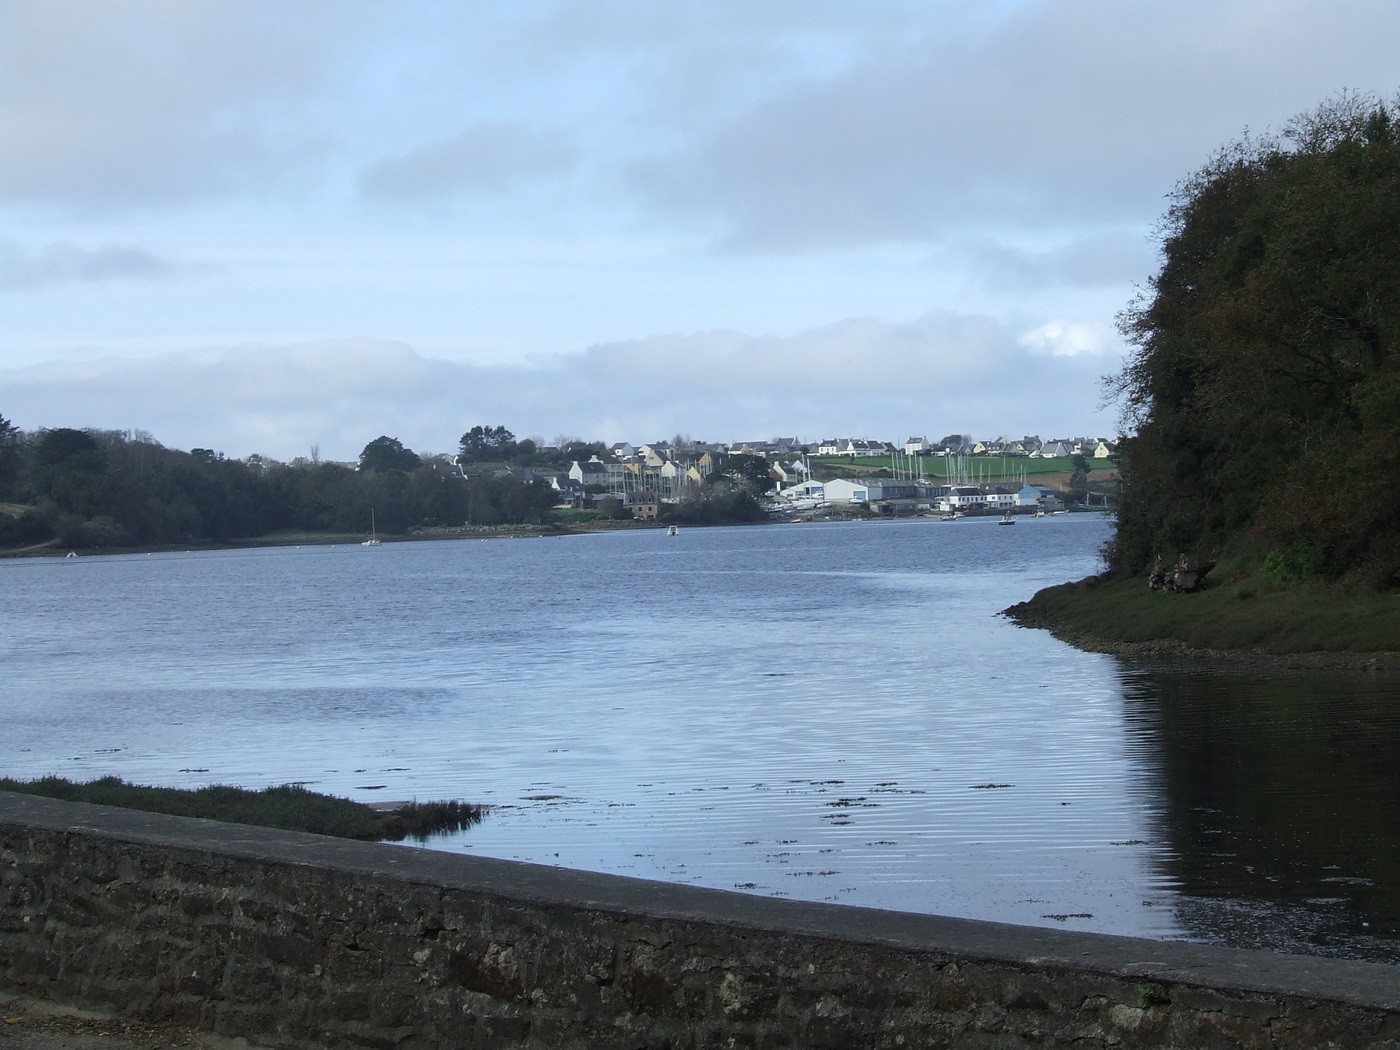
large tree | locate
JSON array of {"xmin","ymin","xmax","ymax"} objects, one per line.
[
  {"xmin": 457, "ymin": 425, "xmax": 517, "ymax": 463},
  {"xmin": 709, "ymin": 452, "xmax": 774, "ymax": 494},
  {"xmin": 0, "ymin": 413, "xmax": 20, "ymax": 499},
  {"xmin": 358, "ymin": 435, "xmax": 422, "ymax": 474},
  {"xmin": 1110, "ymin": 92, "xmax": 1400, "ymax": 587}
]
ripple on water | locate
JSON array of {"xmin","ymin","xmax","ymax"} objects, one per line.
[{"xmin": 5, "ymin": 518, "xmax": 1400, "ymax": 961}]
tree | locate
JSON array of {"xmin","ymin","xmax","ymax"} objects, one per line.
[
  {"xmin": 667, "ymin": 484, "xmax": 765, "ymax": 525},
  {"xmin": 558, "ymin": 438, "xmax": 607, "ymax": 464},
  {"xmin": 458, "ymin": 425, "xmax": 517, "ymax": 463},
  {"xmin": 0, "ymin": 413, "xmax": 20, "ymax": 498},
  {"xmin": 1110, "ymin": 91, "xmax": 1400, "ymax": 586},
  {"xmin": 461, "ymin": 474, "xmax": 556, "ymax": 525},
  {"xmin": 512, "ymin": 437, "xmax": 538, "ymax": 465},
  {"xmin": 1067, "ymin": 453, "xmax": 1090, "ymax": 505},
  {"xmin": 30, "ymin": 427, "xmax": 105, "ymax": 503},
  {"xmin": 709, "ymin": 453, "xmax": 774, "ymax": 494},
  {"xmin": 358, "ymin": 435, "xmax": 422, "ymax": 474}
]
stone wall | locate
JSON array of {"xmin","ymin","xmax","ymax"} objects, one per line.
[{"xmin": 2, "ymin": 790, "xmax": 1398, "ymax": 1048}]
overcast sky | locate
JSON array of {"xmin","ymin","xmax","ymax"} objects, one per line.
[{"xmin": 3, "ymin": 1, "xmax": 1397, "ymax": 461}]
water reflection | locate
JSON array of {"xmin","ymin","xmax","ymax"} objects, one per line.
[
  {"xmin": 4, "ymin": 521, "xmax": 1399, "ymax": 961},
  {"xmin": 1118, "ymin": 662, "xmax": 1400, "ymax": 962}
]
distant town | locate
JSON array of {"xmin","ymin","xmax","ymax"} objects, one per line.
[
  {"xmin": 463, "ymin": 432, "xmax": 1119, "ymax": 521},
  {"xmin": 0, "ymin": 419, "xmax": 1119, "ymax": 554}
]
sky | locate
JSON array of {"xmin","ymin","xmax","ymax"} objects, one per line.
[{"xmin": 3, "ymin": 1, "xmax": 1398, "ymax": 462}]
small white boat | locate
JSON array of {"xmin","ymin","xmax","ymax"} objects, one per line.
[
  {"xmin": 666, "ymin": 525, "xmax": 679, "ymax": 536},
  {"xmin": 363, "ymin": 509, "xmax": 381, "ymax": 547},
  {"xmin": 998, "ymin": 513, "xmax": 1015, "ymax": 525}
]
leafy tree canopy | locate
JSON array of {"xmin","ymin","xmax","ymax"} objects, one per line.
[
  {"xmin": 458, "ymin": 425, "xmax": 517, "ymax": 463},
  {"xmin": 358, "ymin": 435, "xmax": 422, "ymax": 474},
  {"xmin": 559, "ymin": 438, "xmax": 608, "ymax": 462},
  {"xmin": 0, "ymin": 413, "xmax": 19, "ymax": 498},
  {"xmin": 1109, "ymin": 91, "xmax": 1400, "ymax": 588},
  {"xmin": 709, "ymin": 452, "xmax": 774, "ymax": 494}
]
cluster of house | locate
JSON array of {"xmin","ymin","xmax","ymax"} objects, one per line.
[
  {"xmin": 461, "ymin": 434, "xmax": 1111, "ymax": 519},
  {"xmin": 774, "ymin": 478, "xmax": 1066, "ymax": 517},
  {"xmin": 882, "ymin": 436, "xmax": 1115, "ymax": 459}
]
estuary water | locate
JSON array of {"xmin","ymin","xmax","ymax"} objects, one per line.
[{"xmin": 5, "ymin": 515, "xmax": 1399, "ymax": 963}]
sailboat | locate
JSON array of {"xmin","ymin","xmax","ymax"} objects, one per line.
[{"xmin": 362, "ymin": 509, "xmax": 381, "ymax": 547}]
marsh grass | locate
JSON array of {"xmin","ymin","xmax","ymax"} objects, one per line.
[
  {"xmin": 379, "ymin": 799, "xmax": 488, "ymax": 842},
  {"xmin": 0, "ymin": 776, "xmax": 485, "ymax": 842}
]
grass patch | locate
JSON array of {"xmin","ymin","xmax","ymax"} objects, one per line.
[
  {"xmin": 1005, "ymin": 571, "xmax": 1400, "ymax": 659},
  {"xmin": 552, "ymin": 507, "xmax": 601, "ymax": 526},
  {"xmin": 808, "ymin": 455, "xmax": 1115, "ymax": 481},
  {"xmin": 0, "ymin": 776, "xmax": 485, "ymax": 842},
  {"xmin": 381, "ymin": 799, "xmax": 488, "ymax": 842}
]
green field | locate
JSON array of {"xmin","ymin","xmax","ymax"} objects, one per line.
[{"xmin": 807, "ymin": 455, "xmax": 1115, "ymax": 481}]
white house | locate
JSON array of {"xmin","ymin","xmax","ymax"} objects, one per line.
[
  {"xmin": 568, "ymin": 458, "xmax": 609, "ymax": 485},
  {"xmin": 940, "ymin": 486, "xmax": 987, "ymax": 512},
  {"xmin": 983, "ymin": 486, "xmax": 1017, "ymax": 510},
  {"xmin": 840, "ymin": 439, "xmax": 885, "ymax": 457},
  {"xmin": 903, "ymin": 436, "xmax": 930, "ymax": 455}
]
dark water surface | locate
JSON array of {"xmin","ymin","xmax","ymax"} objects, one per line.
[{"xmin": 5, "ymin": 516, "xmax": 1398, "ymax": 962}]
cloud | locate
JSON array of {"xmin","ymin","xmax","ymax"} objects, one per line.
[
  {"xmin": 359, "ymin": 122, "xmax": 580, "ymax": 204},
  {"xmin": 959, "ymin": 231, "xmax": 1157, "ymax": 292},
  {"xmin": 0, "ymin": 240, "xmax": 216, "ymax": 291},
  {"xmin": 1, "ymin": 314, "xmax": 1124, "ymax": 461},
  {"xmin": 627, "ymin": 0, "xmax": 1400, "ymax": 250},
  {"xmin": 0, "ymin": 0, "xmax": 355, "ymax": 208},
  {"xmin": 1019, "ymin": 319, "xmax": 1121, "ymax": 358},
  {"xmin": 1, "ymin": 341, "xmax": 469, "ymax": 461}
]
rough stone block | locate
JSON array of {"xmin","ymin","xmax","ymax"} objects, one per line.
[{"xmin": 2, "ymin": 800, "xmax": 1397, "ymax": 1050}]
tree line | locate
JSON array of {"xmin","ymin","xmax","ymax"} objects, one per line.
[
  {"xmin": 1109, "ymin": 92, "xmax": 1400, "ymax": 590},
  {"xmin": 0, "ymin": 423, "xmax": 562, "ymax": 550},
  {"xmin": 0, "ymin": 420, "xmax": 767, "ymax": 551}
]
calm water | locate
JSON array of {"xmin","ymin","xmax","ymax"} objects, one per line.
[{"xmin": 5, "ymin": 516, "xmax": 1399, "ymax": 962}]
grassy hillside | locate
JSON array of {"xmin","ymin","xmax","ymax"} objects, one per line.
[{"xmin": 808, "ymin": 454, "xmax": 1116, "ymax": 482}]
